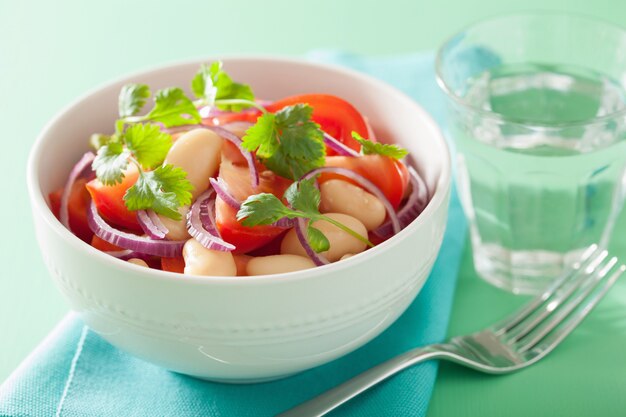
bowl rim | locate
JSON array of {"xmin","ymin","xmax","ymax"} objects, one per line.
[{"xmin": 27, "ymin": 54, "xmax": 451, "ymax": 285}]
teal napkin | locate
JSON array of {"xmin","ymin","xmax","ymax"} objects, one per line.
[{"xmin": 0, "ymin": 52, "xmax": 466, "ymax": 417}]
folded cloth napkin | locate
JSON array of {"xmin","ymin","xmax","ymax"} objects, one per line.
[{"xmin": 0, "ymin": 51, "xmax": 466, "ymax": 417}]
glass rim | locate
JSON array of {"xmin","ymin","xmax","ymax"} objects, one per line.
[{"xmin": 435, "ymin": 11, "xmax": 626, "ymax": 130}]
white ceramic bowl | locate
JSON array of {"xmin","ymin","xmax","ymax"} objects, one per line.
[{"xmin": 27, "ymin": 57, "xmax": 451, "ymax": 382}]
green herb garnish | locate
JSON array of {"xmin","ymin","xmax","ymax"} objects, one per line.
[
  {"xmin": 237, "ymin": 179, "xmax": 373, "ymax": 252},
  {"xmin": 91, "ymin": 123, "xmax": 193, "ymax": 220},
  {"xmin": 191, "ymin": 61, "xmax": 258, "ymax": 112},
  {"xmin": 352, "ymin": 131, "xmax": 408, "ymax": 159},
  {"xmin": 242, "ymin": 104, "xmax": 326, "ymax": 180}
]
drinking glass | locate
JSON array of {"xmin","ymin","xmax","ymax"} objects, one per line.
[{"xmin": 436, "ymin": 13, "xmax": 626, "ymax": 294}]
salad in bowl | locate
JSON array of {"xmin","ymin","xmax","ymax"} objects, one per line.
[
  {"xmin": 50, "ymin": 62, "xmax": 430, "ymax": 277},
  {"xmin": 28, "ymin": 57, "xmax": 450, "ymax": 381}
]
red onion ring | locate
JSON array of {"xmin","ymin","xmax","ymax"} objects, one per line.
[
  {"xmin": 87, "ymin": 201, "xmax": 186, "ymax": 257},
  {"xmin": 104, "ymin": 249, "xmax": 153, "ymax": 262},
  {"xmin": 148, "ymin": 211, "xmax": 169, "ymax": 234},
  {"xmin": 186, "ymin": 190, "xmax": 235, "ymax": 251},
  {"xmin": 60, "ymin": 152, "xmax": 95, "ymax": 230},
  {"xmin": 104, "ymin": 249, "xmax": 134, "ymax": 258},
  {"xmin": 199, "ymin": 197, "xmax": 219, "ymax": 235},
  {"xmin": 373, "ymin": 166, "xmax": 429, "ymax": 238},
  {"xmin": 204, "ymin": 125, "xmax": 260, "ymax": 189},
  {"xmin": 295, "ymin": 218, "xmax": 330, "ymax": 266},
  {"xmin": 302, "ymin": 167, "xmax": 401, "ymax": 235},
  {"xmin": 137, "ymin": 210, "xmax": 169, "ymax": 240},
  {"xmin": 273, "ymin": 217, "xmax": 296, "ymax": 228},
  {"xmin": 210, "ymin": 177, "xmax": 241, "ymax": 210},
  {"xmin": 323, "ymin": 133, "xmax": 360, "ymax": 157},
  {"xmin": 162, "ymin": 125, "xmax": 201, "ymax": 135}
]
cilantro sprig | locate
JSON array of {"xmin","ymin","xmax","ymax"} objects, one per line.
[
  {"xmin": 352, "ymin": 132, "xmax": 408, "ymax": 159},
  {"xmin": 91, "ymin": 61, "xmax": 256, "ymax": 221},
  {"xmin": 91, "ymin": 123, "xmax": 193, "ymax": 220},
  {"xmin": 191, "ymin": 61, "xmax": 263, "ymax": 112},
  {"xmin": 116, "ymin": 86, "xmax": 202, "ymax": 133},
  {"xmin": 237, "ymin": 179, "xmax": 373, "ymax": 252},
  {"xmin": 242, "ymin": 104, "xmax": 326, "ymax": 180}
]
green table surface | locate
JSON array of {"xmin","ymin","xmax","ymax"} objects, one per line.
[{"xmin": 3, "ymin": 1, "xmax": 626, "ymax": 415}]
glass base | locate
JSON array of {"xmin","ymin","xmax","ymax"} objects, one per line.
[{"xmin": 472, "ymin": 244, "xmax": 586, "ymax": 294}]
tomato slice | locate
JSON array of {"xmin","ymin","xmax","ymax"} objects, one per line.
[
  {"xmin": 85, "ymin": 165, "xmax": 142, "ymax": 232},
  {"xmin": 161, "ymin": 257, "xmax": 185, "ymax": 274},
  {"xmin": 215, "ymin": 147, "xmax": 292, "ymax": 254},
  {"xmin": 48, "ymin": 177, "xmax": 93, "ymax": 243},
  {"xmin": 321, "ymin": 156, "xmax": 410, "ymax": 209},
  {"xmin": 216, "ymin": 198, "xmax": 288, "ymax": 254},
  {"xmin": 205, "ymin": 94, "xmax": 369, "ymax": 155}
]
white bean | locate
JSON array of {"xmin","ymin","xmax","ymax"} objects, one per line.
[
  {"xmin": 164, "ymin": 128, "xmax": 222, "ymax": 198},
  {"xmin": 222, "ymin": 122, "xmax": 252, "ymax": 138},
  {"xmin": 246, "ymin": 255, "xmax": 316, "ymax": 275},
  {"xmin": 128, "ymin": 258, "xmax": 149, "ymax": 268},
  {"xmin": 157, "ymin": 206, "xmax": 190, "ymax": 241},
  {"xmin": 281, "ymin": 213, "xmax": 368, "ymax": 262},
  {"xmin": 320, "ymin": 180, "xmax": 386, "ymax": 231},
  {"xmin": 182, "ymin": 238, "xmax": 237, "ymax": 276}
]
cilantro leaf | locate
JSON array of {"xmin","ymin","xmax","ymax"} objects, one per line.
[
  {"xmin": 307, "ymin": 226, "xmax": 330, "ymax": 253},
  {"xmin": 192, "ymin": 61, "xmax": 255, "ymax": 111},
  {"xmin": 89, "ymin": 133, "xmax": 115, "ymax": 151},
  {"xmin": 285, "ymin": 178, "xmax": 320, "ymax": 214},
  {"xmin": 92, "ymin": 142, "xmax": 130, "ymax": 185},
  {"xmin": 237, "ymin": 175, "xmax": 372, "ymax": 253},
  {"xmin": 191, "ymin": 63, "xmax": 217, "ymax": 105},
  {"xmin": 241, "ymin": 113, "xmax": 279, "ymax": 158},
  {"xmin": 146, "ymin": 87, "xmax": 201, "ymax": 128},
  {"xmin": 124, "ymin": 123, "xmax": 172, "ymax": 169},
  {"xmin": 118, "ymin": 84, "xmax": 150, "ymax": 118},
  {"xmin": 352, "ymin": 131, "xmax": 408, "ymax": 160},
  {"xmin": 242, "ymin": 104, "xmax": 325, "ymax": 180},
  {"xmin": 237, "ymin": 193, "xmax": 296, "ymax": 227},
  {"xmin": 124, "ymin": 165, "xmax": 193, "ymax": 220}
]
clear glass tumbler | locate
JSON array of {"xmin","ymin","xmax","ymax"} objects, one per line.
[{"xmin": 436, "ymin": 13, "xmax": 626, "ymax": 294}]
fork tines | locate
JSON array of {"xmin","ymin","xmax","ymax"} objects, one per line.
[{"xmin": 493, "ymin": 244, "xmax": 625, "ymax": 355}]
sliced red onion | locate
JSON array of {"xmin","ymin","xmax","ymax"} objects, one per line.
[
  {"xmin": 60, "ymin": 152, "xmax": 95, "ymax": 230},
  {"xmin": 87, "ymin": 201, "xmax": 185, "ymax": 257},
  {"xmin": 199, "ymin": 197, "xmax": 218, "ymax": 235},
  {"xmin": 105, "ymin": 249, "xmax": 134, "ymax": 258},
  {"xmin": 162, "ymin": 124, "xmax": 202, "ymax": 135},
  {"xmin": 323, "ymin": 132, "xmax": 360, "ymax": 157},
  {"xmin": 137, "ymin": 210, "xmax": 168, "ymax": 239},
  {"xmin": 302, "ymin": 167, "xmax": 401, "ymax": 235},
  {"xmin": 149, "ymin": 210, "xmax": 169, "ymax": 233},
  {"xmin": 210, "ymin": 177, "xmax": 241, "ymax": 210},
  {"xmin": 272, "ymin": 217, "xmax": 296, "ymax": 228},
  {"xmin": 373, "ymin": 166, "xmax": 429, "ymax": 238},
  {"xmin": 204, "ymin": 125, "xmax": 259, "ymax": 189},
  {"xmin": 187, "ymin": 190, "xmax": 235, "ymax": 251},
  {"xmin": 295, "ymin": 218, "xmax": 329, "ymax": 266},
  {"xmin": 104, "ymin": 249, "xmax": 153, "ymax": 262}
]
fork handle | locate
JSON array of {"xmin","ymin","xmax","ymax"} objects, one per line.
[{"xmin": 276, "ymin": 345, "xmax": 450, "ymax": 417}]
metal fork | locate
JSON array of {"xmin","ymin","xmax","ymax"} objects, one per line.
[{"xmin": 277, "ymin": 244, "xmax": 625, "ymax": 417}]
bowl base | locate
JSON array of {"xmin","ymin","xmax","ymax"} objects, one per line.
[{"xmin": 185, "ymin": 372, "xmax": 298, "ymax": 385}]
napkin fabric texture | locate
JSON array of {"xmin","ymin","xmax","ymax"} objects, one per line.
[{"xmin": 0, "ymin": 51, "xmax": 467, "ymax": 417}]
